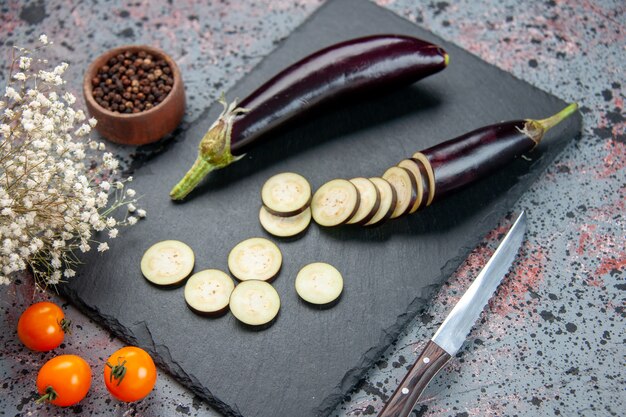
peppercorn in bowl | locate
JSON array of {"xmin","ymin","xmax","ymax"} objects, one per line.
[{"xmin": 83, "ymin": 45, "xmax": 185, "ymax": 145}]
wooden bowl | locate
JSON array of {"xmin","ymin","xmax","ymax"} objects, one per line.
[{"xmin": 83, "ymin": 45, "xmax": 185, "ymax": 146}]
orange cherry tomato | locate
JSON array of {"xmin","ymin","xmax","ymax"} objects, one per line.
[
  {"xmin": 104, "ymin": 346, "xmax": 157, "ymax": 402},
  {"xmin": 17, "ymin": 301, "xmax": 70, "ymax": 352},
  {"xmin": 36, "ymin": 355, "xmax": 92, "ymax": 407}
]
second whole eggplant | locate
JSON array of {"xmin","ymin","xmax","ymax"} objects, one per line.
[{"xmin": 170, "ymin": 35, "xmax": 449, "ymax": 200}]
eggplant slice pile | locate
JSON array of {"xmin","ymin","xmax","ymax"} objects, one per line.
[
  {"xmin": 309, "ymin": 155, "xmax": 435, "ymax": 227},
  {"xmin": 259, "ymin": 172, "xmax": 312, "ymax": 237}
]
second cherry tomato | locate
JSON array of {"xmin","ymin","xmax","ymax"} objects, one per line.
[
  {"xmin": 36, "ymin": 355, "xmax": 92, "ymax": 407},
  {"xmin": 17, "ymin": 301, "xmax": 70, "ymax": 352},
  {"xmin": 104, "ymin": 346, "xmax": 157, "ymax": 402}
]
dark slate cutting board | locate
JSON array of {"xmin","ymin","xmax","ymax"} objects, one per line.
[{"xmin": 59, "ymin": 0, "xmax": 581, "ymax": 416}]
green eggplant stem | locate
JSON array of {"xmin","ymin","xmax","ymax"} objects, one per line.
[
  {"xmin": 522, "ymin": 102, "xmax": 578, "ymax": 146},
  {"xmin": 170, "ymin": 95, "xmax": 248, "ymax": 200},
  {"xmin": 170, "ymin": 156, "xmax": 217, "ymax": 200},
  {"xmin": 536, "ymin": 103, "xmax": 578, "ymax": 132}
]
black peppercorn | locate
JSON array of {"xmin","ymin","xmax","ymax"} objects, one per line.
[{"xmin": 93, "ymin": 49, "xmax": 174, "ymax": 113}]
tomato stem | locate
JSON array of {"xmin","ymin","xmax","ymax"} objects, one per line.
[
  {"xmin": 59, "ymin": 318, "xmax": 72, "ymax": 335},
  {"xmin": 106, "ymin": 358, "xmax": 127, "ymax": 386},
  {"xmin": 35, "ymin": 386, "xmax": 58, "ymax": 404}
]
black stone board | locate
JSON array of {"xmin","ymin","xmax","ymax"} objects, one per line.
[{"xmin": 59, "ymin": 0, "xmax": 581, "ymax": 416}]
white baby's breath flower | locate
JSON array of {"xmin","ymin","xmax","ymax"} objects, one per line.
[
  {"xmin": 19, "ymin": 56, "xmax": 32, "ymax": 70},
  {"xmin": 47, "ymin": 271, "xmax": 61, "ymax": 285},
  {"xmin": 5, "ymin": 87, "xmax": 21, "ymax": 101},
  {"xmin": 137, "ymin": 209, "xmax": 146, "ymax": 218},
  {"xmin": 0, "ymin": 38, "xmax": 142, "ymax": 286},
  {"xmin": 103, "ymin": 153, "xmax": 119, "ymax": 170},
  {"xmin": 93, "ymin": 221, "xmax": 106, "ymax": 232},
  {"xmin": 75, "ymin": 123, "xmax": 90, "ymax": 136},
  {"xmin": 53, "ymin": 62, "xmax": 69, "ymax": 75},
  {"xmin": 63, "ymin": 92, "xmax": 76, "ymax": 105},
  {"xmin": 96, "ymin": 192, "xmax": 108, "ymax": 207},
  {"xmin": 51, "ymin": 257, "xmax": 62, "ymax": 268},
  {"xmin": 1, "ymin": 208, "xmax": 14, "ymax": 217}
]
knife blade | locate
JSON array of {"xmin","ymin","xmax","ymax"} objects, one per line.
[{"xmin": 378, "ymin": 211, "xmax": 527, "ymax": 417}]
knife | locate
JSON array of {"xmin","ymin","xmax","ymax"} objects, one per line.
[{"xmin": 378, "ymin": 211, "xmax": 527, "ymax": 417}]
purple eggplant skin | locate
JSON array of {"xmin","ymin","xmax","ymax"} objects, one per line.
[
  {"xmin": 418, "ymin": 103, "xmax": 579, "ymax": 203},
  {"xmin": 170, "ymin": 35, "xmax": 448, "ymax": 200},
  {"xmin": 230, "ymin": 35, "xmax": 448, "ymax": 155}
]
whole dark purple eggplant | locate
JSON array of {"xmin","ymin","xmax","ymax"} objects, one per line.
[
  {"xmin": 170, "ymin": 35, "xmax": 448, "ymax": 200},
  {"xmin": 410, "ymin": 103, "xmax": 578, "ymax": 208}
]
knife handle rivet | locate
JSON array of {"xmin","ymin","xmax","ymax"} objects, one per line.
[
  {"xmin": 423, "ymin": 357, "xmax": 430, "ymax": 364},
  {"xmin": 401, "ymin": 388, "xmax": 409, "ymax": 395}
]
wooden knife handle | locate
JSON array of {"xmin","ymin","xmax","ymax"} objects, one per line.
[{"xmin": 378, "ymin": 340, "xmax": 451, "ymax": 417}]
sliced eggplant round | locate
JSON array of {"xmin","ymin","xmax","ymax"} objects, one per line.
[
  {"xmin": 382, "ymin": 166, "xmax": 417, "ymax": 219},
  {"xmin": 295, "ymin": 262, "xmax": 343, "ymax": 305},
  {"xmin": 229, "ymin": 280, "xmax": 280, "ymax": 326},
  {"xmin": 184, "ymin": 269, "xmax": 235, "ymax": 315},
  {"xmin": 228, "ymin": 237, "xmax": 282, "ymax": 282},
  {"xmin": 261, "ymin": 172, "xmax": 312, "ymax": 217},
  {"xmin": 397, "ymin": 159, "xmax": 424, "ymax": 213},
  {"xmin": 259, "ymin": 206, "xmax": 311, "ymax": 237},
  {"xmin": 141, "ymin": 240, "xmax": 195, "ymax": 286},
  {"xmin": 364, "ymin": 178, "xmax": 397, "ymax": 227},
  {"xmin": 311, "ymin": 179, "xmax": 360, "ymax": 227},
  {"xmin": 347, "ymin": 177, "xmax": 381, "ymax": 225},
  {"xmin": 411, "ymin": 152, "xmax": 435, "ymax": 206}
]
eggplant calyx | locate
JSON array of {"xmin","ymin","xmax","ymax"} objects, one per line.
[
  {"xmin": 169, "ymin": 96, "xmax": 249, "ymax": 200},
  {"xmin": 518, "ymin": 120, "xmax": 545, "ymax": 148},
  {"xmin": 199, "ymin": 95, "xmax": 249, "ymax": 167}
]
